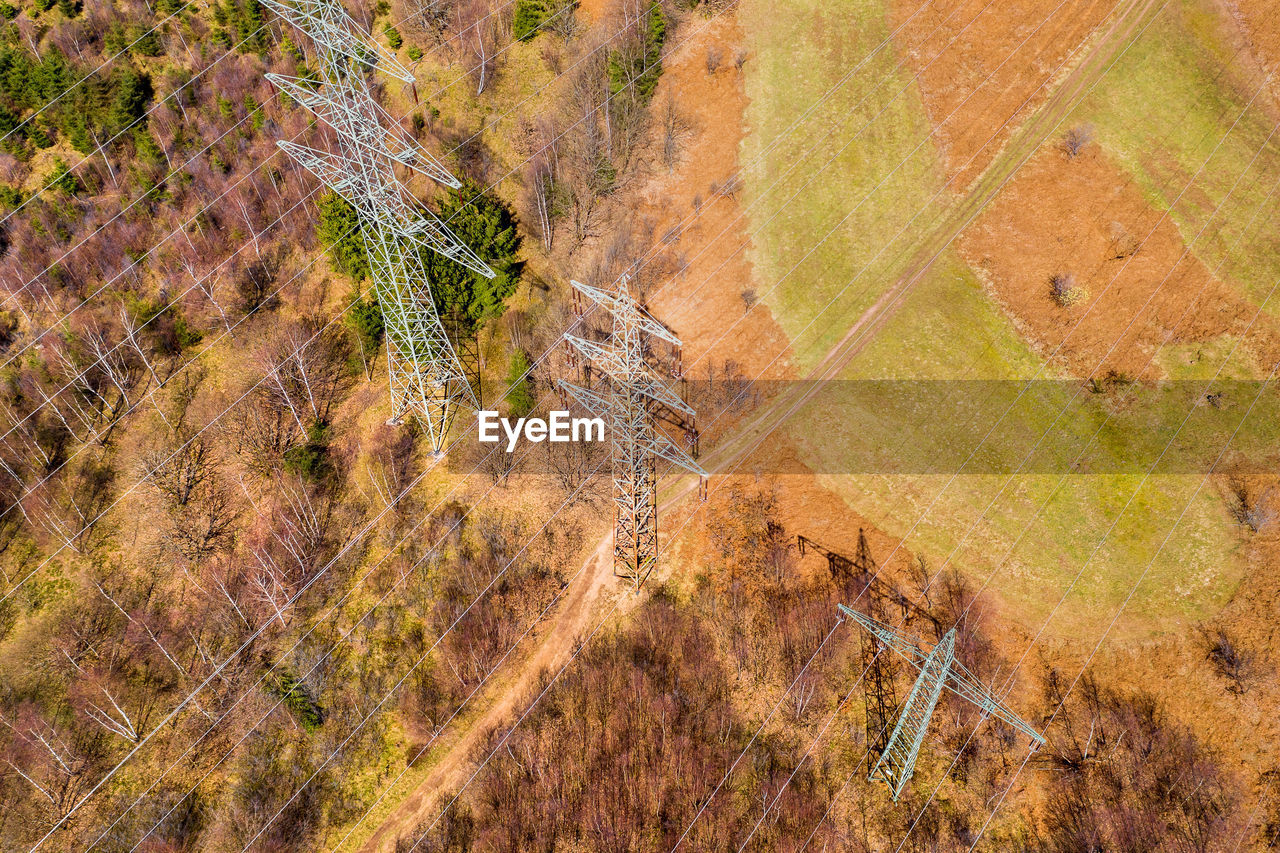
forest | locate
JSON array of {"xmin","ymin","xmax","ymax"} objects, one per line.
[{"xmin": 0, "ymin": 0, "xmax": 1275, "ymax": 849}]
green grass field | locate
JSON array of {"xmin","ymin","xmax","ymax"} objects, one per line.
[
  {"xmin": 738, "ymin": 0, "xmax": 947, "ymax": 370},
  {"xmin": 1080, "ymin": 0, "xmax": 1280, "ymax": 314},
  {"xmin": 737, "ymin": 0, "xmax": 1257, "ymax": 641}
]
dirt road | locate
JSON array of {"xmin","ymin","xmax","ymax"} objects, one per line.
[{"xmin": 352, "ymin": 0, "xmax": 1162, "ymax": 848}]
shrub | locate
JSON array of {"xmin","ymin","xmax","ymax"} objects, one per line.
[
  {"xmin": 384, "ymin": 25, "xmax": 402, "ymax": 50},
  {"xmin": 1205, "ymin": 627, "xmax": 1256, "ymax": 693},
  {"xmin": 283, "ymin": 421, "xmax": 331, "ymax": 482},
  {"xmin": 513, "ymin": 0, "xmax": 549, "ymax": 41},
  {"xmin": 406, "ymin": 44, "xmax": 423, "ymax": 61},
  {"xmin": 267, "ymin": 672, "xmax": 324, "ymax": 730},
  {"xmin": 1050, "ymin": 271, "xmax": 1084, "ymax": 307},
  {"xmin": 172, "ymin": 313, "xmax": 203, "ymax": 350},
  {"xmin": 134, "ymin": 129, "xmax": 165, "ymax": 166}
]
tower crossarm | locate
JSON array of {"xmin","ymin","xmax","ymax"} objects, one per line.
[
  {"xmin": 570, "ymin": 278, "xmax": 681, "ymax": 348},
  {"xmin": 839, "ymin": 605, "xmax": 1046, "ymax": 747},
  {"xmin": 944, "ymin": 661, "xmax": 1046, "ymax": 745},
  {"xmin": 631, "ymin": 375, "xmax": 695, "ymax": 419},
  {"xmin": 259, "ymin": 0, "xmax": 414, "ymax": 82},
  {"xmin": 276, "ymin": 140, "xmax": 402, "ymax": 225},
  {"xmin": 639, "ymin": 424, "xmax": 706, "ymax": 476},
  {"xmin": 558, "ymin": 380, "xmax": 705, "ymax": 477},
  {"xmin": 276, "ymin": 141, "xmax": 496, "ymax": 279},
  {"xmin": 838, "ymin": 605, "xmax": 931, "ymax": 667},
  {"xmin": 401, "ymin": 216, "xmax": 497, "ymax": 280},
  {"xmin": 277, "ymin": 140, "xmax": 369, "ymax": 209},
  {"xmin": 562, "ymin": 336, "xmax": 693, "ymax": 417},
  {"xmin": 557, "ymin": 378, "xmax": 611, "ymax": 418},
  {"xmin": 265, "ymin": 73, "xmax": 460, "ymax": 188}
]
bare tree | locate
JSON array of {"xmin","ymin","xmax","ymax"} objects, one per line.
[
  {"xmin": 1062, "ymin": 123, "xmax": 1095, "ymax": 159},
  {"xmin": 660, "ymin": 97, "xmax": 688, "ymax": 172},
  {"xmin": 165, "ymin": 487, "xmax": 237, "ymax": 564},
  {"xmin": 22, "ymin": 454, "xmax": 114, "ymax": 554},
  {"xmin": 1226, "ymin": 478, "xmax": 1274, "ymax": 532},
  {"xmin": 1203, "ymin": 627, "xmax": 1256, "ymax": 694},
  {"xmin": 1107, "ymin": 220, "xmax": 1139, "ymax": 260},
  {"xmin": 145, "ymin": 432, "xmax": 214, "ymax": 507},
  {"xmin": 705, "ymin": 45, "xmax": 722, "ymax": 75},
  {"xmin": 455, "ymin": 0, "xmax": 497, "ymax": 95},
  {"xmin": 522, "ymin": 143, "xmax": 558, "ymax": 253},
  {"xmin": 254, "ymin": 319, "xmax": 350, "ymax": 434},
  {"xmin": 544, "ymin": 429, "xmax": 605, "ymax": 502},
  {"xmin": 1050, "ymin": 272, "xmax": 1084, "ymax": 307}
]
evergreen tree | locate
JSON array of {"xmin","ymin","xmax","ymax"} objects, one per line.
[
  {"xmin": 316, "ymin": 191, "xmax": 369, "ymax": 281},
  {"xmin": 107, "ymin": 66, "xmax": 152, "ymax": 135},
  {"xmin": 423, "ymin": 180, "xmax": 522, "ymax": 334},
  {"xmin": 506, "ymin": 349, "xmax": 535, "ymax": 417}
]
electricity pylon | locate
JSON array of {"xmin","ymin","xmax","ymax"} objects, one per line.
[
  {"xmin": 837, "ymin": 604, "xmax": 1045, "ymax": 801},
  {"xmin": 262, "ymin": 0, "xmax": 493, "ymax": 452},
  {"xmin": 559, "ymin": 275, "xmax": 706, "ymax": 587}
]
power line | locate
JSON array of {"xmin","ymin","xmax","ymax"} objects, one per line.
[
  {"xmin": 769, "ymin": 24, "xmax": 1280, "ymax": 851},
  {"xmin": 263, "ymin": 0, "xmax": 487, "ymax": 450},
  {"xmin": 560, "ymin": 275, "xmax": 706, "ymax": 586},
  {"xmin": 22, "ymin": 4, "xmax": 783, "ymax": 842}
]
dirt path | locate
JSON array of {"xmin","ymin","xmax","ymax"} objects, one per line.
[
  {"xmin": 694, "ymin": 0, "xmax": 1163, "ymax": 477},
  {"xmin": 812, "ymin": 0, "xmax": 1165, "ymax": 377},
  {"xmin": 355, "ymin": 536, "xmax": 619, "ymax": 853},
  {"xmin": 353, "ymin": 1, "xmax": 1162, "ymax": 848}
]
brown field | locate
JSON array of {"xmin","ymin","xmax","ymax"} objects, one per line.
[
  {"xmin": 957, "ymin": 142, "xmax": 1280, "ymax": 378},
  {"xmin": 637, "ymin": 17, "xmax": 796, "ymax": 380},
  {"xmin": 889, "ymin": 0, "xmax": 1116, "ymax": 188}
]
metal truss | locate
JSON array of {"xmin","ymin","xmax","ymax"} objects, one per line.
[
  {"xmin": 258, "ymin": 0, "xmax": 414, "ymax": 81},
  {"xmin": 798, "ymin": 533, "xmax": 901, "ymax": 761},
  {"xmin": 263, "ymin": 0, "xmax": 494, "ymax": 451},
  {"xmin": 837, "ymin": 604, "xmax": 1045, "ymax": 801},
  {"xmin": 266, "ymin": 73, "xmax": 461, "ymax": 190},
  {"xmin": 559, "ymin": 275, "xmax": 706, "ymax": 587}
]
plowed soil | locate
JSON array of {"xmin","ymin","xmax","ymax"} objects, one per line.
[
  {"xmin": 889, "ymin": 0, "xmax": 1115, "ymax": 188},
  {"xmin": 958, "ymin": 144, "xmax": 1280, "ymax": 378}
]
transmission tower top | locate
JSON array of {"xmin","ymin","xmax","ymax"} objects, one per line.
[
  {"xmin": 837, "ymin": 603, "xmax": 1045, "ymax": 801},
  {"xmin": 266, "ymin": 72, "xmax": 462, "ymax": 189},
  {"xmin": 258, "ymin": 0, "xmax": 415, "ymax": 81},
  {"xmin": 559, "ymin": 275, "xmax": 705, "ymax": 586},
  {"xmin": 263, "ymin": 0, "xmax": 490, "ymax": 449}
]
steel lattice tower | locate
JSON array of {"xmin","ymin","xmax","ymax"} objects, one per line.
[
  {"xmin": 849, "ymin": 531, "xmax": 901, "ymax": 763},
  {"xmin": 559, "ymin": 275, "xmax": 706, "ymax": 587},
  {"xmin": 261, "ymin": 0, "xmax": 493, "ymax": 452},
  {"xmin": 837, "ymin": 604, "xmax": 1045, "ymax": 801},
  {"xmin": 799, "ymin": 533, "xmax": 901, "ymax": 761}
]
